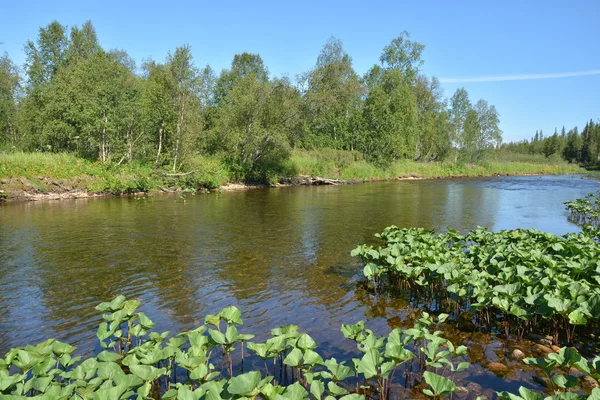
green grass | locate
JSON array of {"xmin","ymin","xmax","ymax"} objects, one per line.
[
  {"xmin": 0, "ymin": 152, "xmax": 231, "ymax": 198},
  {"xmin": 289, "ymin": 149, "xmax": 585, "ymax": 181},
  {"xmin": 0, "ymin": 152, "xmax": 101, "ymax": 179},
  {"xmin": 490, "ymin": 150, "xmax": 567, "ymax": 164},
  {"xmin": 0, "ymin": 150, "xmax": 585, "ymax": 201}
]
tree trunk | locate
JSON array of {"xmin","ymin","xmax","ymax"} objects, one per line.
[
  {"xmin": 127, "ymin": 116, "xmax": 135, "ymax": 163},
  {"xmin": 154, "ymin": 121, "xmax": 164, "ymax": 169},
  {"xmin": 100, "ymin": 112, "xmax": 108, "ymax": 163},
  {"xmin": 173, "ymin": 96, "xmax": 185, "ymax": 172}
]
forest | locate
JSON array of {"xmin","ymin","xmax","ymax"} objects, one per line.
[
  {"xmin": 501, "ymin": 122, "xmax": 600, "ymax": 166},
  {"xmin": 0, "ymin": 20, "xmax": 594, "ymax": 188}
]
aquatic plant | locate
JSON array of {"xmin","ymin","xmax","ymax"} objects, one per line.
[
  {"xmin": 497, "ymin": 346, "xmax": 600, "ymax": 400},
  {"xmin": 565, "ymin": 192, "xmax": 600, "ymax": 227},
  {"xmin": 352, "ymin": 226, "xmax": 600, "ymax": 345},
  {"xmin": 2, "ymin": 296, "xmax": 600, "ymax": 399},
  {"xmin": 0, "ymin": 295, "xmax": 470, "ymax": 399}
]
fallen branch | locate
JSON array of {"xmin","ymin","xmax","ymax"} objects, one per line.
[{"xmin": 299, "ymin": 175, "xmax": 345, "ymax": 185}]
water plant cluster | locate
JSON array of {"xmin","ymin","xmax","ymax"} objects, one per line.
[
  {"xmin": 0, "ymin": 296, "xmax": 475, "ymax": 399},
  {"xmin": 498, "ymin": 347, "xmax": 600, "ymax": 400},
  {"xmin": 1, "ymin": 299, "xmax": 600, "ymax": 399},
  {"xmin": 351, "ymin": 227, "xmax": 600, "ymax": 345},
  {"xmin": 565, "ymin": 192, "xmax": 600, "ymax": 227}
]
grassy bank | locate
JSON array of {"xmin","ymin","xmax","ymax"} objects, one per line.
[
  {"xmin": 0, "ymin": 150, "xmax": 586, "ymax": 202},
  {"xmin": 290, "ymin": 149, "xmax": 585, "ymax": 181},
  {"xmin": 0, "ymin": 152, "xmax": 231, "ymax": 201}
]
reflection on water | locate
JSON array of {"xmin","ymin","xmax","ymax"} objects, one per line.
[{"xmin": 0, "ymin": 174, "xmax": 596, "ymax": 392}]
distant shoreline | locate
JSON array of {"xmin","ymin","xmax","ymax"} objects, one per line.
[{"xmin": 0, "ymin": 167, "xmax": 585, "ymax": 204}]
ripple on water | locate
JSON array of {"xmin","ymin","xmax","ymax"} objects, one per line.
[{"xmin": 0, "ymin": 176, "xmax": 597, "ymax": 392}]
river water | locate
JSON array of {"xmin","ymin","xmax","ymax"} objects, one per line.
[{"xmin": 0, "ymin": 174, "xmax": 597, "ymax": 394}]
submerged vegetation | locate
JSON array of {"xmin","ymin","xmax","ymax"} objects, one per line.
[
  {"xmin": 565, "ymin": 192, "xmax": 600, "ymax": 227},
  {"xmin": 2, "ymin": 195, "xmax": 600, "ymax": 399},
  {"xmin": 0, "ymin": 296, "xmax": 469, "ymax": 399},
  {"xmin": 352, "ymin": 226, "xmax": 600, "ymax": 346},
  {"xmin": 1, "ymin": 295, "xmax": 599, "ymax": 399}
]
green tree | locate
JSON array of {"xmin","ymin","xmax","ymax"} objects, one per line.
[
  {"xmin": 66, "ymin": 20, "xmax": 101, "ymax": 63},
  {"xmin": 563, "ymin": 127, "xmax": 582, "ymax": 163},
  {"xmin": 449, "ymin": 88, "xmax": 472, "ymax": 161},
  {"xmin": 474, "ymin": 99, "xmax": 502, "ymax": 152},
  {"xmin": 413, "ymin": 75, "xmax": 451, "ymax": 161},
  {"xmin": 168, "ymin": 45, "xmax": 201, "ymax": 171},
  {"xmin": 581, "ymin": 120, "xmax": 599, "ymax": 165},
  {"xmin": 141, "ymin": 60, "xmax": 177, "ymax": 168},
  {"xmin": 379, "ymin": 31, "xmax": 425, "ymax": 84},
  {"xmin": 41, "ymin": 50, "xmax": 135, "ymax": 160},
  {"xmin": 210, "ymin": 74, "xmax": 296, "ymax": 182},
  {"xmin": 462, "ymin": 109, "xmax": 481, "ymax": 162},
  {"xmin": 0, "ymin": 53, "xmax": 19, "ymax": 146},
  {"xmin": 115, "ymin": 67, "xmax": 144, "ymax": 164},
  {"xmin": 302, "ymin": 37, "xmax": 363, "ymax": 150},
  {"xmin": 19, "ymin": 21, "xmax": 69, "ymax": 150},
  {"xmin": 215, "ymin": 52, "xmax": 268, "ymax": 105},
  {"xmin": 359, "ymin": 69, "xmax": 418, "ymax": 164},
  {"xmin": 24, "ymin": 21, "xmax": 69, "ymax": 88}
]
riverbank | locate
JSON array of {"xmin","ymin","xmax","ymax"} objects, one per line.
[{"xmin": 0, "ymin": 151, "xmax": 586, "ymax": 202}]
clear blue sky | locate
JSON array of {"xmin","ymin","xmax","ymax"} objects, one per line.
[{"xmin": 1, "ymin": 0, "xmax": 599, "ymax": 142}]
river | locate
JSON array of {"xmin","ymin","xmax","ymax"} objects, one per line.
[{"xmin": 0, "ymin": 174, "xmax": 596, "ymax": 394}]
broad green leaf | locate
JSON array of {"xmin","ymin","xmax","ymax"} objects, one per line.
[
  {"xmin": 96, "ymin": 350, "xmax": 122, "ymax": 363},
  {"xmin": 423, "ymin": 371, "xmax": 456, "ymax": 396},
  {"xmin": 283, "ymin": 348, "xmax": 303, "ymax": 367},
  {"xmin": 357, "ymin": 349, "xmax": 381, "ymax": 379},
  {"xmin": 327, "ymin": 381, "xmax": 348, "ymax": 396},
  {"xmin": 297, "ymin": 334, "xmax": 317, "ymax": 350},
  {"xmin": 227, "ymin": 371, "xmax": 261, "ymax": 395},
  {"xmin": 218, "ymin": 306, "xmax": 243, "ymax": 325},
  {"xmin": 208, "ymin": 329, "xmax": 226, "ymax": 345},
  {"xmin": 310, "ymin": 380, "xmax": 325, "ymax": 399},
  {"xmin": 129, "ymin": 364, "xmax": 166, "ymax": 381}
]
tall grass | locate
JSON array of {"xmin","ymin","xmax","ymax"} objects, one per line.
[
  {"xmin": 0, "ymin": 152, "xmax": 231, "ymax": 195},
  {"xmin": 0, "ymin": 152, "xmax": 101, "ymax": 179},
  {"xmin": 489, "ymin": 150, "xmax": 569, "ymax": 164},
  {"xmin": 288, "ymin": 149, "xmax": 585, "ymax": 180},
  {"xmin": 0, "ymin": 150, "xmax": 585, "ymax": 200}
]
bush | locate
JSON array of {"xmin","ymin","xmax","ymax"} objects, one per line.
[{"xmin": 177, "ymin": 155, "xmax": 232, "ymax": 189}]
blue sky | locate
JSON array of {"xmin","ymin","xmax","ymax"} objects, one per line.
[{"xmin": 1, "ymin": 0, "xmax": 598, "ymax": 142}]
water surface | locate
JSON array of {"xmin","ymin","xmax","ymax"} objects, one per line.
[{"xmin": 0, "ymin": 174, "xmax": 596, "ymax": 393}]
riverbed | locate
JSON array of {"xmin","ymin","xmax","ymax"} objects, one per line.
[{"xmin": 0, "ymin": 174, "xmax": 596, "ymax": 395}]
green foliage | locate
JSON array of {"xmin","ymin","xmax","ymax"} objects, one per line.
[
  {"xmin": 379, "ymin": 31, "xmax": 425, "ymax": 84},
  {"xmin": 177, "ymin": 155, "xmax": 231, "ymax": 189},
  {"xmin": 288, "ymin": 149, "xmax": 583, "ymax": 182},
  {"xmin": 0, "ymin": 53, "xmax": 20, "ymax": 146},
  {"xmin": 210, "ymin": 74, "xmax": 298, "ymax": 183},
  {"xmin": 3, "ymin": 20, "xmax": 594, "ymax": 190},
  {"xmin": 301, "ymin": 37, "xmax": 363, "ymax": 151},
  {"xmin": 352, "ymin": 226, "xmax": 600, "ymax": 345},
  {"xmin": 498, "ymin": 347, "xmax": 600, "ymax": 400},
  {"xmin": 502, "ymin": 121, "xmax": 600, "ymax": 167},
  {"xmin": 0, "ymin": 295, "xmax": 475, "ymax": 400},
  {"xmin": 422, "ymin": 371, "xmax": 456, "ymax": 398},
  {"xmin": 565, "ymin": 191, "xmax": 600, "ymax": 227},
  {"xmin": 360, "ymin": 69, "xmax": 418, "ymax": 164},
  {"xmin": 0, "ymin": 152, "xmax": 231, "ymax": 197}
]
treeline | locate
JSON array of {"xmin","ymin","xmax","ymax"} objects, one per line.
[
  {"xmin": 0, "ymin": 21, "xmax": 503, "ymax": 181},
  {"xmin": 502, "ymin": 121, "xmax": 600, "ymax": 166}
]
